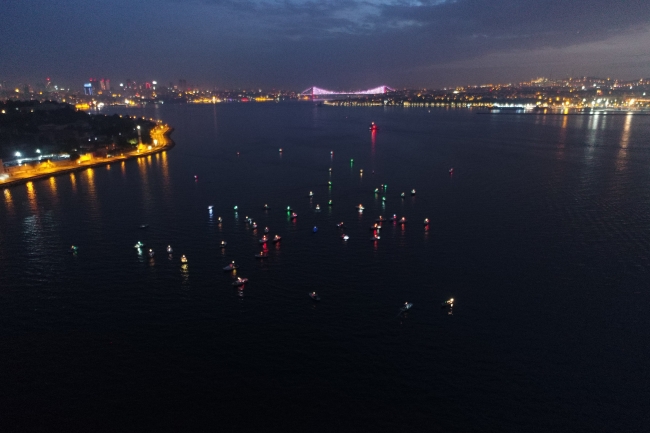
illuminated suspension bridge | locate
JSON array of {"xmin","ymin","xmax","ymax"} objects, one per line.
[{"xmin": 300, "ymin": 86, "xmax": 395, "ymax": 98}]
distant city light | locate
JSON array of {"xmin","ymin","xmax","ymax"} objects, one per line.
[
  {"xmin": 152, "ymin": 81, "xmax": 157, "ymax": 85},
  {"xmin": 36, "ymin": 149, "xmax": 41, "ymax": 154},
  {"xmin": 15, "ymin": 152, "xmax": 21, "ymax": 157}
]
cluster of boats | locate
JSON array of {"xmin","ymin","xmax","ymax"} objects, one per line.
[
  {"xmin": 214, "ymin": 214, "xmax": 287, "ymax": 287},
  {"xmin": 133, "ymin": 241, "xmax": 180, "ymax": 260},
  {"xmin": 397, "ymin": 298, "xmax": 454, "ymax": 315},
  {"xmin": 120, "ymin": 161, "xmax": 457, "ymax": 304},
  {"xmin": 338, "ymin": 209, "xmax": 429, "ymax": 241}
]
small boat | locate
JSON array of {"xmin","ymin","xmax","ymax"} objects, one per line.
[
  {"xmin": 449, "ymin": 168, "xmax": 454, "ymax": 174},
  {"xmin": 399, "ymin": 217, "xmax": 407, "ymax": 224},
  {"xmin": 370, "ymin": 235, "xmax": 381, "ymax": 241},
  {"xmin": 272, "ymin": 235, "xmax": 282, "ymax": 243},
  {"xmin": 442, "ymin": 298, "xmax": 454, "ymax": 308},
  {"xmin": 411, "ymin": 189, "xmax": 416, "ymax": 195},
  {"xmin": 336, "ymin": 222, "xmax": 345, "ymax": 228},
  {"xmin": 134, "ymin": 241, "xmax": 144, "ymax": 249},
  {"xmin": 370, "ymin": 224, "xmax": 381, "ymax": 231},
  {"xmin": 400, "ymin": 192, "xmax": 405, "ymax": 198},
  {"xmin": 313, "ymin": 226, "xmax": 318, "ymax": 233},
  {"xmin": 424, "ymin": 218, "xmax": 430, "ymax": 226},
  {"xmin": 252, "ymin": 222, "xmax": 258, "ymax": 229},
  {"xmin": 369, "ymin": 121, "xmax": 378, "ymax": 131},
  {"xmin": 220, "ymin": 240, "xmax": 227, "ymax": 248},
  {"xmin": 263, "ymin": 227, "xmax": 269, "ymax": 234},
  {"xmin": 139, "ymin": 224, "xmax": 149, "ymax": 229},
  {"xmin": 194, "ymin": 175, "xmax": 199, "ymax": 180},
  {"xmin": 246, "ymin": 217, "xmax": 253, "ymax": 224},
  {"xmin": 217, "ymin": 217, "xmax": 223, "ymax": 223},
  {"xmin": 374, "ymin": 188, "xmax": 379, "ymax": 193},
  {"xmin": 286, "ymin": 206, "xmax": 293, "ymax": 212},
  {"xmin": 259, "ymin": 236, "xmax": 269, "ymax": 244},
  {"xmin": 356, "ymin": 204, "xmax": 365, "ymax": 210},
  {"xmin": 167, "ymin": 245, "xmax": 173, "ymax": 254},
  {"xmin": 328, "ymin": 200, "xmax": 333, "ymax": 206},
  {"xmin": 180, "ymin": 255, "xmax": 188, "ymax": 263},
  {"xmin": 233, "ymin": 205, "xmax": 238, "ymax": 210},
  {"xmin": 309, "ymin": 191, "xmax": 314, "ymax": 197},
  {"xmin": 388, "ymin": 214, "xmax": 397, "ymax": 222},
  {"xmin": 263, "ymin": 204, "xmax": 270, "ymax": 210},
  {"xmin": 223, "ymin": 261, "xmax": 238, "ymax": 271},
  {"xmin": 232, "ymin": 277, "xmax": 248, "ymax": 287},
  {"xmin": 255, "ymin": 251, "xmax": 268, "ymax": 258},
  {"xmin": 148, "ymin": 249, "xmax": 155, "ymax": 258},
  {"xmin": 309, "ymin": 292, "xmax": 321, "ymax": 301},
  {"xmin": 376, "ymin": 216, "xmax": 386, "ymax": 222},
  {"xmin": 400, "ymin": 302, "xmax": 413, "ymax": 312},
  {"xmin": 290, "ymin": 212, "xmax": 298, "ymax": 219},
  {"xmin": 315, "ymin": 204, "xmax": 321, "ymax": 211},
  {"xmin": 341, "ymin": 234, "xmax": 349, "ymax": 241},
  {"xmin": 208, "ymin": 205, "xmax": 213, "ymax": 210},
  {"xmin": 69, "ymin": 245, "xmax": 78, "ymax": 254}
]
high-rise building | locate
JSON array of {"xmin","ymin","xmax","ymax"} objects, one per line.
[
  {"xmin": 84, "ymin": 83, "xmax": 93, "ymax": 95},
  {"xmin": 100, "ymin": 78, "xmax": 110, "ymax": 91},
  {"xmin": 89, "ymin": 78, "xmax": 102, "ymax": 93}
]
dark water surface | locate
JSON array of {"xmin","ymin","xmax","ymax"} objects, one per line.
[{"xmin": 1, "ymin": 104, "xmax": 649, "ymax": 432}]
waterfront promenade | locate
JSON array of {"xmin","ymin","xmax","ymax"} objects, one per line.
[{"xmin": 0, "ymin": 124, "xmax": 173, "ymax": 189}]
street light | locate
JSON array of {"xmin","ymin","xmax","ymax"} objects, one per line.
[
  {"xmin": 36, "ymin": 149, "xmax": 41, "ymax": 154},
  {"xmin": 15, "ymin": 151, "xmax": 21, "ymax": 157}
]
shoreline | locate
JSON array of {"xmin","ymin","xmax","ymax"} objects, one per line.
[{"xmin": 0, "ymin": 127, "xmax": 175, "ymax": 190}]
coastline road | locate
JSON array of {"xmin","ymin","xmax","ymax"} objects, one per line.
[{"xmin": 0, "ymin": 125, "xmax": 174, "ymax": 189}]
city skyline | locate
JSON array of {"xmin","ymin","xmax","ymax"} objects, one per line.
[{"xmin": 1, "ymin": 0, "xmax": 650, "ymax": 89}]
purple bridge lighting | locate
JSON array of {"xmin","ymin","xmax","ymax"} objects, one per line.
[{"xmin": 300, "ymin": 86, "xmax": 395, "ymax": 97}]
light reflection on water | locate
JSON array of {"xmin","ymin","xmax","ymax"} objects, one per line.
[
  {"xmin": 137, "ymin": 156, "xmax": 153, "ymax": 215},
  {"xmin": 3, "ymin": 188, "xmax": 14, "ymax": 215},
  {"xmin": 616, "ymin": 114, "xmax": 633, "ymax": 173},
  {"xmin": 26, "ymin": 181, "xmax": 38, "ymax": 214},
  {"xmin": 47, "ymin": 176, "xmax": 59, "ymax": 207},
  {"xmin": 69, "ymin": 172, "xmax": 77, "ymax": 193},
  {"xmin": 84, "ymin": 168, "xmax": 101, "ymax": 226}
]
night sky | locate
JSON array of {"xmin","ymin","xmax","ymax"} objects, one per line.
[{"xmin": 1, "ymin": 0, "xmax": 649, "ymax": 89}]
